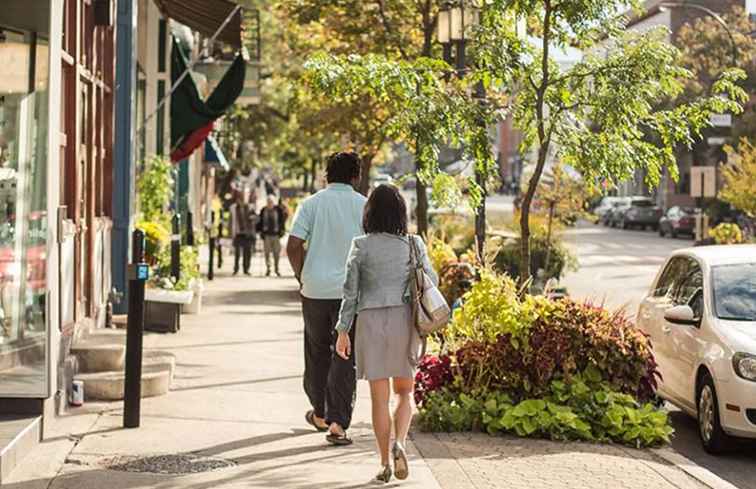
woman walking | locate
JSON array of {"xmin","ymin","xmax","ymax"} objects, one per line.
[{"xmin": 334, "ymin": 184, "xmax": 438, "ymax": 484}]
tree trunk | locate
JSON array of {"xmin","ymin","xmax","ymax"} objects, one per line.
[
  {"xmin": 475, "ymin": 167, "xmax": 487, "ymax": 262},
  {"xmin": 519, "ymin": 144, "xmax": 550, "ymax": 287},
  {"xmin": 302, "ymin": 161, "xmax": 310, "ymax": 192},
  {"xmin": 359, "ymin": 153, "xmax": 375, "ymax": 196},
  {"xmin": 309, "ymin": 158, "xmax": 318, "ymax": 193},
  {"xmin": 416, "ymin": 179, "xmax": 429, "ymax": 237},
  {"xmin": 544, "ymin": 200, "xmax": 555, "ymax": 275},
  {"xmin": 520, "ymin": 0, "xmax": 553, "ymax": 289}
]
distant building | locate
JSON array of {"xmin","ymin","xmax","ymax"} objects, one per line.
[{"xmin": 621, "ymin": 0, "xmax": 747, "ymax": 208}]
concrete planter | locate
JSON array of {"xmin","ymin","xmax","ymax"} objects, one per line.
[{"xmin": 144, "ymin": 289, "xmax": 194, "ymax": 333}]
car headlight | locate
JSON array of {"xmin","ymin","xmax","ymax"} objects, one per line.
[{"xmin": 733, "ymin": 353, "xmax": 756, "ymax": 381}]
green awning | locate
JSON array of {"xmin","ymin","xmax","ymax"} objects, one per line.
[{"xmin": 154, "ymin": 0, "xmax": 243, "ymax": 48}]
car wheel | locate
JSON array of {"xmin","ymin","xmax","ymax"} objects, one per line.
[
  {"xmin": 671, "ymin": 228, "xmax": 678, "ymax": 239},
  {"xmin": 651, "ymin": 224, "xmax": 658, "ymax": 232},
  {"xmin": 697, "ymin": 374, "xmax": 732, "ymax": 455},
  {"xmin": 659, "ymin": 226, "xmax": 665, "ymax": 237},
  {"xmin": 622, "ymin": 220, "xmax": 629, "ymax": 230}
]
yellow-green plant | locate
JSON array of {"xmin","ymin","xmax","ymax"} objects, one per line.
[
  {"xmin": 427, "ymin": 236, "xmax": 458, "ymax": 273},
  {"xmin": 446, "ymin": 270, "xmax": 548, "ymax": 349},
  {"xmin": 720, "ymin": 139, "xmax": 756, "ymax": 217},
  {"xmin": 137, "ymin": 155, "xmax": 174, "ymax": 225},
  {"xmin": 709, "ymin": 222, "xmax": 744, "ymax": 245},
  {"xmin": 136, "ymin": 220, "xmax": 170, "ymax": 265}
]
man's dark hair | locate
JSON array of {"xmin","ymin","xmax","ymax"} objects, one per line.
[
  {"xmin": 326, "ymin": 152, "xmax": 361, "ymax": 184},
  {"xmin": 363, "ymin": 184, "xmax": 408, "ymax": 236}
]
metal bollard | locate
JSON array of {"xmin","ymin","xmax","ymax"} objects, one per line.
[
  {"xmin": 171, "ymin": 214, "xmax": 181, "ymax": 282},
  {"xmin": 186, "ymin": 211, "xmax": 195, "ymax": 247},
  {"xmin": 217, "ymin": 217, "xmax": 224, "ymax": 269},
  {"xmin": 208, "ymin": 211, "xmax": 215, "ymax": 281},
  {"xmin": 124, "ymin": 230, "xmax": 149, "ymax": 428}
]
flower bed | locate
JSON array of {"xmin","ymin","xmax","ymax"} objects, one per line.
[{"xmin": 415, "ymin": 271, "xmax": 672, "ymax": 448}]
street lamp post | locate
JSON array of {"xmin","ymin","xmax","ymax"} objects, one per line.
[
  {"xmin": 438, "ymin": 1, "xmax": 487, "ymax": 261},
  {"xmin": 658, "ymin": 3, "xmax": 738, "ymax": 66},
  {"xmin": 659, "ymin": 2, "xmax": 739, "ymax": 243}
]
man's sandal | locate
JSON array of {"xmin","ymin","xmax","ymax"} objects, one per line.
[
  {"xmin": 325, "ymin": 431, "xmax": 353, "ymax": 446},
  {"xmin": 305, "ymin": 410, "xmax": 328, "ymax": 432}
]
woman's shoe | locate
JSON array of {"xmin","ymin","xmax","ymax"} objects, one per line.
[
  {"xmin": 374, "ymin": 465, "xmax": 392, "ymax": 484},
  {"xmin": 393, "ymin": 442, "xmax": 409, "ymax": 480}
]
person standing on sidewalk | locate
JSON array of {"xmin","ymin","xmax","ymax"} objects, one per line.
[
  {"xmin": 334, "ymin": 185, "xmax": 437, "ymax": 483},
  {"xmin": 259, "ymin": 195, "xmax": 288, "ymax": 277},
  {"xmin": 286, "ymin": 152, "xmax": 366, "ymax": 446},
  {"xmin": 230, "ymin": 193, "xmax": 258, "ymax": 276}
]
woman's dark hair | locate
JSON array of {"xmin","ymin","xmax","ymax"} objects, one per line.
[
  {"xmin": 326, "ymin": 152, "xmax": 361, "ymax": 184},
  {"xmin": 363, "ymin": 184, "xmax": 408, "ymax": 236}
]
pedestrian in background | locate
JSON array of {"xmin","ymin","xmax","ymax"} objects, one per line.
[
  {"xmin": 230, "ymin": 192, "xmax": 258, "ymax": 276},
  {"xmin": 286, "ymin": 152, "xmax": 366, "ymax": 446},
  {"xmin": 259, "ymin": 195, "xmax": 288, "ymax": 277},
  {"xmin": 334, "ymin": 184, "xmax": 437, "ymax": 483}
]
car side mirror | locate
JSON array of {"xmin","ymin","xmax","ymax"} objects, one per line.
[{"xmin": 664, "ymin": 305, "xmax": 697, "ymax": 326}]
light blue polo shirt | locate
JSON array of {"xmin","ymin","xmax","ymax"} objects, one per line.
[{"xmin": 290, "ymin": 183, "xmax": 367, "ymax": 299}]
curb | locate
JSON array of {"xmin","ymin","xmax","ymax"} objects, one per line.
[{"xmin": 651, "ymin": 447, "xmax": 740, "ymax": 489}]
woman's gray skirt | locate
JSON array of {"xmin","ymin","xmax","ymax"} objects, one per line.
[{"xmin": 355, "ymin": 304, "xmax": 420, "ymax": 381}]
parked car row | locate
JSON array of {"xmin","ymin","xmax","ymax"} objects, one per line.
[{"xmin": 595, "ymin": 196, "xmax": 695, "ymax": 239}]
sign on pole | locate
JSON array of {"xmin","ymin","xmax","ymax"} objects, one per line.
[
  {"xmin": 690, "ymin": 166, "xmax": 717, "ymax": 198},
  {"xmin": 707, "ymin": 137, "xmax": 727, "ymax": 146},
  {"xmin": 709, "ymin": 113, "xmax": 732, "ymax": 127}
]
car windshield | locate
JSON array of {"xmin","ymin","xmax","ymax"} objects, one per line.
[{"xmin": 712, "ymin": 263, "xmax": 756, "ymax": 322}]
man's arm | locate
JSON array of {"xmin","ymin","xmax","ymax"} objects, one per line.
[{"xmin": 287, "ymin": 235, "xmax": 306, "ymax": 284}]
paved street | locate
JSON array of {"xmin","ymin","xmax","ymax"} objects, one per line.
[
  {"xmin": 561, "ymin": 222, "xmax": 756, "ymax": 489},
  {"xmin": 562, "ymin": 221, "xmax": 690, "ymax": 314},
  {"xmin": 3, "ymin": 254, "xmax": 715, "ymax": 489}
]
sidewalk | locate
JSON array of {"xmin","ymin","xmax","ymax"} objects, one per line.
[{"xmin": 3, "ymin": 256, "xmax": 723, "ymax": 489}]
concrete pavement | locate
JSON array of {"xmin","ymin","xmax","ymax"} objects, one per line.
[{"xmin": 2, "ymin": 252, "xmax": 734, "ymax": 489}]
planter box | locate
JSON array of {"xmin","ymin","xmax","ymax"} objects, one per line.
[{"xmin": 144, "ymin": 289, "xmax": 194, "ymax": 334}]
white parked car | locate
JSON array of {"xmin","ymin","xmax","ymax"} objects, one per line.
[{"xmin": 637, "ymin": 245, "xmax": 756, "ymax": 453}]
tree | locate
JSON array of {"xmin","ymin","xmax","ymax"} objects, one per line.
[
  {"xmin": 276, "ymin": 0, "xmax": 442, "ymax": 231},
  {"xmin": 473, "ymin": 0, "xmax": 747, "ymax": 285},
  {"xmin": 720, "ymin": 138, "xmax": 756, "ymax": 217},
  {"xmin": 302, "ymin": 53, "xmax": 493, "ymax": 213}
]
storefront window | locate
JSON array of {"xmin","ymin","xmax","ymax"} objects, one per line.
[{"xmin": 0, "ymin": 24, "xmax": 50, "ymax": 397}]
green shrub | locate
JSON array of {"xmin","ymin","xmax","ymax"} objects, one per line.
[
  {"xmin": 149, "ymin": 246, "xmax": 201, "ymax": 291},
  {"xmin": 417, "ymin": 369, "xmax": 673, "ymax": 447},
  {"xmin": 455, "ymin": 298, "xmax": 659, "ymax": 401},
  {"xmin": 493, "ymin": 234, "xmax": 576, "ymax": 281}
]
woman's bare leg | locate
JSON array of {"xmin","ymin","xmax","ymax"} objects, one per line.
[
  {"xmin": 392, "ymin": 377, "xmax": 414, "ymax": 445},
  {"xmin": 369, "ymin": 379, "xmax": 392, "ymax": 466}
]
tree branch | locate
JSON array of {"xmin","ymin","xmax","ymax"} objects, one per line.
[{"xmin": 376, "ymin": 0, "xmax": 410, "ymax": 60}]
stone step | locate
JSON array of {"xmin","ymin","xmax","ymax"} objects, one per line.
[
  {"xmin": 0, "ymin": 415, "xmax": 40, "ymax": 484},
  {"xmin": 70, "ymin": 344, "xmax": 125, "ymax": 373},
  {"xmin": 74, "ymin": 350, "xmax": 175, "ymax": 401}
]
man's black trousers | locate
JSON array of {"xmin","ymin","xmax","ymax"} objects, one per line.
[
  {"xmin": 233, "ymin": 235, "xmax": 254, "ymax": 273},
  {"xmin": 301, "ymin": 296, "xmax": 356, "ymax": 430}
]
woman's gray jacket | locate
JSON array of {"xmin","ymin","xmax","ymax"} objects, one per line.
[{"xmin": 335, "ymin": 233, "xmax": 438, "ymax": 333}]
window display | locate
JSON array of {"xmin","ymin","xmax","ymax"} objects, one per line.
[{"xmin": 0, "ymin": 27, "xmax": 50, "ymax": 397}]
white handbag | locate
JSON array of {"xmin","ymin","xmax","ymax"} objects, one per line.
[{"xmin": 408, "ymin": 236, "xmax": 450, "ymax": 336}]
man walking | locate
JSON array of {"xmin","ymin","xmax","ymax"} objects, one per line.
[
  {"xmin": 287, "ymin": 152, "xmax": 366, "ymax": 445},
  {"xmin": 230, "ymin": 192, "xmax": 257, "ymax": 276},
  {"xmin": 259, "ymin": 195, "xmax": 288, "ymax": 277}
]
